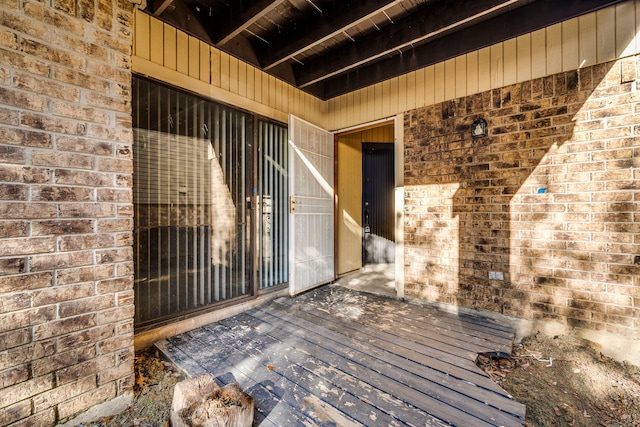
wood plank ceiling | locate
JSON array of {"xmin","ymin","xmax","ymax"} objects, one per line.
[{"xmin": 146, "ymin": 0, "xmax": 625, "ymax": 100}]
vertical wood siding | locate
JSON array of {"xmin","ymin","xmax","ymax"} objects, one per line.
[
  {"xmin": 132, "ymin": 2, "xmax": 640, "ymax": 132},
  {"xmin": 132, "ymin": 10, "xmax": 324, "ymax": 126},
  {"xmin": 326, "ymin": 1, "xmax": 640, "ymax": 130}
]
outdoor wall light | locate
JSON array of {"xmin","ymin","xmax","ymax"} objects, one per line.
[{"xmin": 471, "ymin": 118, "xmax": 487, "ymax": 138}]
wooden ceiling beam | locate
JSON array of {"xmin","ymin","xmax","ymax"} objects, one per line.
[
  {"xmin": 296, "ymin": 0, "xmax": 531, "ymax": 89},
  {"xmin": 214, "ymin": 0, "xmax": 287, "ymax": 46},
  {"xmin": 261, "ymin": 0, "xmax": 403, "ymax": 71},
  {"xmin": 305, "ymin": 0, "xmax": 626, "ymax": 99},
  {"xmin": 151, "ymin": 0, "xmax": 174, "ymax": 16}
]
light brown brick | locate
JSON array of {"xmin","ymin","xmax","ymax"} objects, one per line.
[
  {"xmin": 57, "ymin": 382, "xmax": 115, "ymax": 420},
  {"xmin": 56, "ymin": 264, "xmax": 113, "ymax": 285},
  {"xmin": 3, "ymin": 408, "xmax": 56, "ymax": 427},
  {"xmin": 32, "ymin": 344, "xmax": 96, "ymax": 377},
  {"xmin": 96, "ymin": 0, "xmax": 114, "ymax": 30},
  {"xmin": 52, "ymin": 67, "xmax": 109, "ymax": 93},
  {"xmin": 59, "ymin": 295, "xmax": 114, "ymax": 318},
  {"xmin": 0, "ymin": 127, "xmax": 51, "ymax": 148},
  {"xmin": 13, "ymin": 73, "xmax": 81, "ymax": 103},
  {"xmin": 29, "ymin": 251, "xmax": 93, "ymax": 272},
  {"xmin": 0, "ymin": 29, "xmax": 20, "ymax": 50},
  {"xmin": 58, "ymin": 234, "xmax": 114, "ymax": 251},
  {"xmin": 0, "ymin": 106, "xmax": 19, "ymax": 126},
  {"xmin": 85, "ymin": 92, "xmax": 130, "ymax": 113},
  {"xmin": 96, "ymin": 157, "xmax": 132, "ymax": 174},
  {"xmin": 98, "ymin": 359, "xmax": 131, "ymax": 384},
  {"xmin": 95, "ymin": 247, "xmax": 131, "ymax": 265},
  {"xmin": 117, "ymin": 374, "xmax": 135, "ymax": 397},
  {"xmin": 0, "ymin": 183, "xmax": 28, "ymax": 200},
  {"xmin": 1, "ymin": 374, "xmax": 54, "ymax": 408},
  {"xmin": 0, "ymin": 258, "xmax": 27, "ymax": 275},
  {"xmin": 21, "ymin": 112, "xmax": 87, "ymax": 136},
  {"xmin": 52, "ymin": 101, "xmax": 111, "ymax": 125},
  {"xmin": 404, "ymin": 57, "xmax": 640, "ymax": 337},
  {"xmin": 0, "ymin": 87, "xmax": 48, "ymax": 112},
  {"xmin": 58, "ymin": 326, "xmax": 115, "ymax": 354},
  {"xmin": 115, "ymin": 173, "xmax": 132, "ymax": 187},
  {"xmin": 0, "ymin": 365, "xmax": 29, "ymax": 388},
  {"xmin": 31, "ymin": 220, "xmax": 94, "ymax": 236},
  {"xmin": 32, "ymin": 283, "xmax": 94, "ymax": 307},
  {"xmin": 31, "ymin": 150, "xmax": 94, "ymax": 169},
  {"xmin": 0, "ymin": 328, "xmax": 31, "ymax": 352},
  {"xmin": 54, "ymin": 169, "xmax": 113, "ymax": 186},
  {"xmin": 77, "ymin": 0, "xmax": 95, "ymax": 21},
  {"xmin": 1, "ymin": 340, "xmax": 56, "ymax": 373},
  {"xmin": 57, "ymin": 202, "xmax": 115, "ymax": 218},
  {"xmin": 96, "ymin": 305, "xmax": 134, "ymax": 325},
  {"xmin": 116, "ymin": 205, "xmax": 133, "ymax": 218},
  {"xmin": 31, "ymin": 185, "xmax": 93, "ymax": 202},
  {"xmin": 57, "ymin": 354, "xmax": 114, "ymax": 385},
  {"xmin": 1, "ymin": 292, "xmax": 31, "ymax": 312},
  {"xmin": 0, "ymin": 272, "xmax": 52, "ymax": 293},
  {"xmin": 0, "ymin": 164, "xmax": 51, "ymax": 184},
  {"xmin": 0, "ymin": 145, "xmax": 26, "ymax": 164},
  {"xmin": 97, "ymin": 334, "xmax": 133, "ymax": 356},
  {"xmin": 96, "ymin": 218, "xmax": 132, "ymax": 233},
  {"xmin": 0, "ymin": 400, "xmax": 32, "ymax": 426},
  {"xmin": 33, "ymin": 313, "xmax": 96, "ymax": 341},
  {"xmin": 0, "ymin": 237, "xmax": 55, "ymax": 256},
  {"xmin": 0, "ymin": 0, "xmax": 134, "ymax": 420},
  {"xmin": 96, "ymin": 188, "xmax": 131, "ymax": 203},
  {"xmin": 53, "ymin": 0, "xmax": 75, "ymax": 15},
  {"xmin": 55, "ymin": 136, "xmax": 114, "ymax": 155},
  {"xmin": 65, "ymin": 35, "xmax": 109, "ymax": 62},
  {"xmin": 22, "ymin": 1, "xmax": 85, "ymax": 35},
  {"xmin": 116, "ymin": 319, "xmax": 133, "ymax": 336},
  {"xmin": 116, "ymin": 290, "xmax": 133, "ymax": 306},
  {"xmin": 32, "ymin": 375, "xmax": 95, "ymax": 413},
  {"xmin": 96, "ymin": 277, "xmax": 132, "ymax": 295}
]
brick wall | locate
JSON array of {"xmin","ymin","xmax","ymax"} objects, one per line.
[
  {"xmin": 0, "ymin": 0, "xmax": 134, "ymax": 425},
  {"xmin": 404, "ymin": 55, "xmax": 640, "ymax": 340}
]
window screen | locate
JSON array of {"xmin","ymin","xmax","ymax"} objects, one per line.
[{"xmin": 132, "ymin": 77, "xmax": 253, "ymax": 326}]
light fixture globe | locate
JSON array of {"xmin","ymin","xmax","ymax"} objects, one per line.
[{"xmin": 471, "ymin": 118, "xmax": 487, "ymax": 138}]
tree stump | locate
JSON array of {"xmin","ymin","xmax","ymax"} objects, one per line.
[{"xmin": 171, "ymin": 374, "xmax": 254, "ymax": 427}]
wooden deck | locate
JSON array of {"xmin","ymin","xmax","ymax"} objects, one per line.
[{"xmin": 157, "ymin": 285, "xmax": 526, "ymax": 426}]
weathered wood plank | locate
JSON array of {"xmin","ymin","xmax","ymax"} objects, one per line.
[
  {"xmin": 272, "ymin": 298, "xmax": 487, "ymax": 370},
  {"xmin": 213, "ymin": 315, "xmax": 442, "ymax": 427},
  {"xmin": 159, "ymin": 287, "xmax": 526, "ymax": 426},
  {"xmin": 210, "ymin": 312, "xmax": 493, "ymax": 426},
  {"xmin": 172, "ymin": 324, "xmax": 349, "ymax": 426},
  {"xmin": 258, "ymin": 301, "xmax": 520, "ymax": 407},
  {"xmin": 196, "ymin": 318, "xmax": 429, "ymax": 427},
  {"xmin": 274, "ymin": 286, "xmax": 515, "ymax": 350},
  {"xmin": 357, "ymin": 298, "xmax": 517, "ymax": 345},
  {"xmin": 249, "ymin": 307, "xmax": 525, "ymax": 425}
]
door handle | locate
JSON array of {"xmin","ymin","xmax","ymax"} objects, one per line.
[{"xmin": 364, "ymin": 209, "xmax": 370, "ymax": 233}]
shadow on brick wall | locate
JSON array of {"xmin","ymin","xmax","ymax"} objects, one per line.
[{"xmin": 404, "ymin": 56, "xmax": 640, "ymax": 337}]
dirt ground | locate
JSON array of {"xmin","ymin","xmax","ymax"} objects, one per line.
[
  {"xmin": 84, "ymin": 332, "xmax": 640, "ymax": 427},
  {"xmin": 480, "ymin": 332, "xmax": 640, "ymax": 427},
  {"xmin": 82, "ymin": 347, "xmax": 184, "ymax": 427}
]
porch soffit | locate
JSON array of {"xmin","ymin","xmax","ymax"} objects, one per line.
[{"xmin": 145, "ymin": 0, "xmax": 625, "ymax": 100}]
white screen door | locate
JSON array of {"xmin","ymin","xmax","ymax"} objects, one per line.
[{"xmin": 288, "ymin": 114, "xmax": 334, "ymax": 295}]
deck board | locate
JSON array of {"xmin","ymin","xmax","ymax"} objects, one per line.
[
  {"xmin": 256, "ymin": 304, "xmax": 521, "ymax": 412},
  {"xmin": 250, "ymin": 307, "xmax": 521, "ymax": 426},
  {"xmin": 157, "ymin": 285, "xmax": 526, "ymax": 426},
  {"xmin": 218, "ymin": 313, "xmax": 439, "ymax": 426}
]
